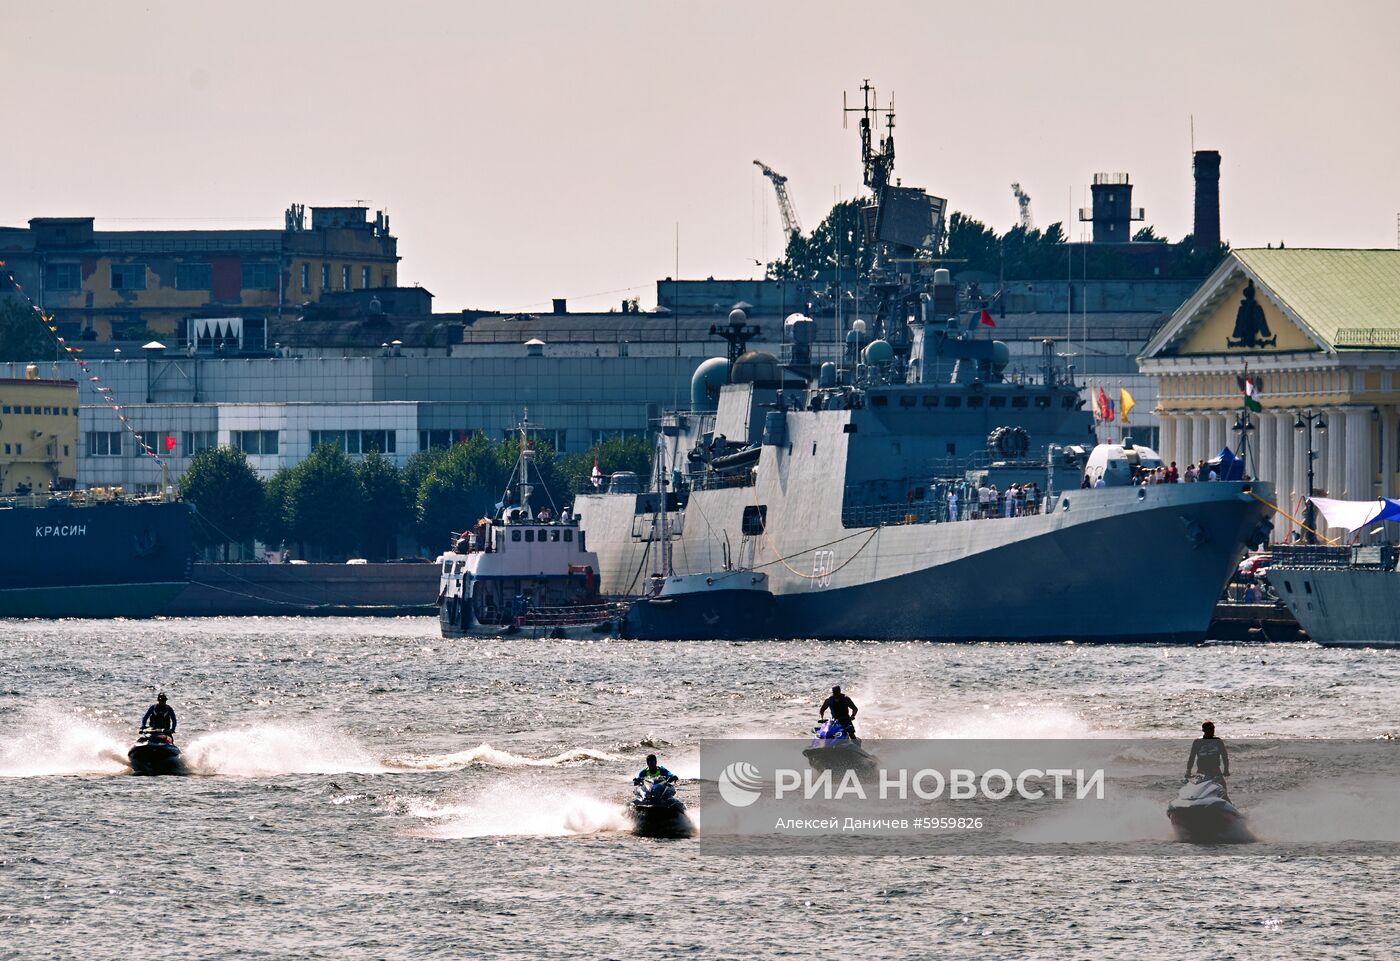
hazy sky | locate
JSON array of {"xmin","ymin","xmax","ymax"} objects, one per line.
[{"xmin": 5, "ymin": 1, "xmax": 1399, "ymax": 313}]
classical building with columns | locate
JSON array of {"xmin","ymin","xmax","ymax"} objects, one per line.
[{"xmin": 1140, "ymin": 248, "xmax": 1400, "ymax": 541}]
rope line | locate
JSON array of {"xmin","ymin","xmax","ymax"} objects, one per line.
[{"xmin": 1249, "ymin": 490, "xmax": 1338, "ymax": 546}]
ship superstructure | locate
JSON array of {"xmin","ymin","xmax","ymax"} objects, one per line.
[{"xmin": 572, "ymin": 83, "xmax": 1272, "ymax": 642}]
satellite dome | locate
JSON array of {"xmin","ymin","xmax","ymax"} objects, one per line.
[
  {"xmin": 863, "ymin": 339, "xmax": 894, "ymax": 365},
  {"xmin": 728, "ymin": 307, "xmax": 748, "ymax": 326},
  {"xmin": 730, "ymin": 350, "xmax": 782, "ymax": 388}
]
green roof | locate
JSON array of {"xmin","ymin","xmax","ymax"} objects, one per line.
[{"xmin": 1234, "ymin": 248, "xmax": 1400, "ymax": 349}]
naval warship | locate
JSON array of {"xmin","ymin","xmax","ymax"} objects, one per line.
[{"xmin": 572, "ymin": 83, "xmax": 1273, "ymax": 642}]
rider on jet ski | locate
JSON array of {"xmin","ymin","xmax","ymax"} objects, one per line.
[
  {"xmin": 634, "ymin": 754, "xmax": 677, "ymax": 784},
  {"xmin": 1185, "ymin": 720, "xmax": 1229, "ymax": 792},
  {"xmin": 820, "ymin": 685, "xmax": 860, "ymax": 743},
  {"xmin": 140, "ymin": 693, "xmax": 177, "ymax": 735}
]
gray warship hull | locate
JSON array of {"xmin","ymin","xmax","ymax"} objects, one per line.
[
  {"xmin": 1268, "ymin": 547, "xmax": 1400, "ymax": 647},
  {"xmin": 577, "ymin": 424, "xmax": 1271, "ymax": 643}
]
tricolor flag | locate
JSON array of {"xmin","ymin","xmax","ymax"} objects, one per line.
[
  {"xmin": 590, "ymin": 456, "xmax": 602, "ymax": 489},
  {"xmin": 1238, "ymin": 371, "xmax": 1263, "ymax": 412},
  {"xmin": 1095, "ymin": 387, "xmax": 1115, "ymax": 422}
]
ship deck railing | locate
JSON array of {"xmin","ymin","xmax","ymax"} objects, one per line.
[
  {"xmin": 1271, "ymin": 543, "xmax": 1397, "ymax": 571},
  {"xmin": 0, "ymin": 490, "xmax": 169, "ymax": 510},
  {"xmin": 841, "ymin": 491, "xmax": 1047, "ymax": 529},
  {"xmin": 481, "ymin": 602, "xmax": 624, "ymax": 628}
]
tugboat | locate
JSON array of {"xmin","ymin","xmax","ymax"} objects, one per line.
[{"xmin": 435, "ymin": 414, "xmax": 618, "ymax": 639}]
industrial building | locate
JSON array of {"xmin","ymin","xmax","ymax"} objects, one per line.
[
  {"xmin": 0, "ymin": 371, "xmax": 78, "ymax": 493},
  {"xmin": 0, "ymin": 205, "xmax": 398, "ymax": 343}
]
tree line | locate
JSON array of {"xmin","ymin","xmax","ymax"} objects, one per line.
[
  {"xmin": 179, "ymin": 434, "xmax": 652, "ymax": 561},
  {"xmin": 768, "ymin": 201, "xmax": 1228, "ymax": 283}
]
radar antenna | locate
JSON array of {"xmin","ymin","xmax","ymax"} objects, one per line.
[{"xmin": 842, "ymin": 80, "xmax": 895, "ymax": 193}]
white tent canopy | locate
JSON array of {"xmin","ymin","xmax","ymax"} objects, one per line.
[{"xmin": 1308, "ymin": 496, "xmax": 1400, "ymax": 532}]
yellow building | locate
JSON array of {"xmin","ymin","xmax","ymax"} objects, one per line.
[
  {"xmin": 0, "ymin": 370, "xmax": 78, "ymax": 494},
  {"xmin": 1141, "ymin": 248, "xmax": 1400, "ymax": 539},
  {"xmin": 0, "ymin": 205, "xmax": 399, "ymax": 342}
]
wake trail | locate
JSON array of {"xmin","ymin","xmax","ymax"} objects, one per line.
[
  {"xmin": 399, "ymin": 778, "xmax": 633, "ymax": 838},
  {"xmin": 385, "ymin": 743, "xmax": 623, "ymax": 771}
]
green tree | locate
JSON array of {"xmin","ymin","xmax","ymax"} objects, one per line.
[
  {"xmin": 287, "ymin": 444, "xmax": 363, "ymax": 559},
  {"xmin": 356, "ymin": 451, "xmax": 407, "ymax": 560},
  {"xmin": 415, "ymin": 433, "xmax": 505, "ymax": 549},
  {"xmin": 767, "ymin": 199, "xmax": 873, "ymax": 282},
  {"xmin": 179, "ymin": 446, "xmax": 264, "ymax": 560},
  {"xmin": 558, "ymin": 435, "xmax": 653, "ymax": 497},
  {"xmin": 258, "ymin": 466, "xmax": 294, "ymax": 551},
  {"xmin": 0, "ymin": 297, "xmax": 57, "ymax": 363}
]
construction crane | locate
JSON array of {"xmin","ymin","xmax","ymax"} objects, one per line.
[
  {"xmin": 1011, "ymin": 182, "xmax": 1034, "ymax": 230},
  {"xmin": 754, "ymin": 159, "xmax": 802, "ymax": 239}
]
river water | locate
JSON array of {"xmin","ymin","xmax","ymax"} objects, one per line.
[{"xmin": 1, "ymin": 618, "xmax": 1397, "ymax": 960}]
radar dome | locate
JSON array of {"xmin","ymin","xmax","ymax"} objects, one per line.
[
  {"xmin": 690, "ymin": 357, "xmax": 730, "ymax": 411},
  {"xmin": 991, "ymin": 340, "xmax": 1011, "ymax": 372},
  {"xmin": 863, "ymin": 339, "xmax": 894, "ymax": 365},
  {"xmin": 730, "ymin": 350, "xmax": 783, "ymax": 388},
  {"xmin": 851, "ymin": 319, "xmax": 867, "ymax": 334},
  {"xmin": 728, "ymin": 307, "xmax": 747, "ymax": 326}
]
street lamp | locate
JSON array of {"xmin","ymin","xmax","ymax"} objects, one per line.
[
  {"xmin": 1231, "ymin": 409, "xmax": 1255, "ymax": 477},
  {"xmin": 1294, "ymin": 409, "xmax": 1328, "ymax": 543}
]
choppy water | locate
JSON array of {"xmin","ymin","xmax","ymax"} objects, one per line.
[{"xmin": 1, "ymin": 618, "xmax": 1397, "ymax": 959}]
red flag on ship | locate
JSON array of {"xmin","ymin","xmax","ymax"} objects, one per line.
[
  {"xmin": 164, "ymin": 435, "xmax": 177, "ymax": 452},
  {"xmin": 979, "ymin": 308, "xmax": 996, "ymax": 328}
]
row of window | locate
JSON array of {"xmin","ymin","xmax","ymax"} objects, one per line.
[
  {"xmin": 43, "ymin": 262, "xmax": 279, "ymax": 292},
  {"xmin": 309, "ymin": 429, "xmax": 396, "ymax": 455},
  {"xmin": 80, "ymin": 427, "xmax": 616, "ymax": 458},
  {"xmin": 0, "ymin": 404, "xmax": 75, "ymax": 416},
  {"xmin": 2, "ymin": 442, "xmax": 69, "ymax": 457},
  {"xmin": 300, "ymin": 263, "xmax": 387, "ymax": 293}
]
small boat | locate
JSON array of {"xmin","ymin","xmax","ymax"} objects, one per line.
[
  {"xmin": 127, "ymin": 729, "xmax": 187, "ymax": 776},
  {"xmin": 1167, "ymin": 775, "xmax": 1250, "ymax": 843},
  {"xmin": 623, "ymin": 570, "xmax": 775, "ymax": 640},
  {"xmin": 435, "ymin": 412, "xmax": 620, "ymax": 639},
  {"xmin": 626, "ymin": 776, "xmax": 695, "ymax": 839},
  {"xmin": 802, "ymin": 719, "xmax": 878, "ymax": 776}
]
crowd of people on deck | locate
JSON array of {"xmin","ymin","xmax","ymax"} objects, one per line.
[{"xmin": 1079, "ymin": 458, "xmax": 1246, "ymax": 490}]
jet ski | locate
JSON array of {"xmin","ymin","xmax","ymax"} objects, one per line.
[
  {"xmin": 802, "ymin": 719, "xmax": 878, "ymax": 776},
  {"xmin": 127, "ymin": 729, "xmax": 187, "ymax": 776},
  {"xmin": 1167, "ymin": 775, "xmax": 1250, "ymax": 843},
  {"xmin": 626, "ymin": 776, "xmax": 694, "ymax": 839}
]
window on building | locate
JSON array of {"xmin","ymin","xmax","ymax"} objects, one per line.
[
  {"xmin": 1, "ymin": 406, "xmax": 8, "ymax": 414},
  {"xmin": 320, "ymin": 263, "xmax": 331, "ymax": 290},
  {"xmin": 310, "ymin": 429, "xmax": 396, "ymax": 455},
  {"xmin": 503, "ymin": 427, "xmax": 565, "ymax": 451},
  {"xmin": 381, "ymin": 270, "xmax": 392, "ymax": 286},
  {"xmin": 43, "ymin": 263, "xmax": 81, "ymax": 290},
  {"xmin": 23, "ymin": 406, "xmax": 32, "ymax": 414},
  {"xmin": 2, "ymin": 444, "xmax": 8, "ymax": 455},
  {"xmin": 232, "ymin": 430, "xmax": 279, "ymax": 455},
  {"xmin": 341, "ymin": 266, "xmax": 351, "ymax": 291},
  {"xmin": 182, "ymin": 430, "xmax": 218, "ymax": 456},
  {"xmin": 87, "ymin": 432, "xmax": 123, "ymax": 456},
  {"xmin": 241, "ymin": 262, "xmax": 277, "ymax": 290},
  {"xmin": 361, "ymin": 266, "xmax": 372, "ymax": 289},
  {"xmin": 110, "ymin": 263, "xmax": 148, "ymax": 290},
  {"xmin": 588, "ymin": 428, "xmax": 646, "ymax": 445},
  {"xmin": 418, "ymin": 429, "xmax": 455, "ymax": 451},
  {"xmin": 175, "ymin": 262, "xmax": 212, "ymax": 290},
  {"xmin": 300, "ymin": 263, "xmax": 311, "ymax": 292}
]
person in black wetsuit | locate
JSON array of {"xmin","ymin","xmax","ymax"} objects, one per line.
[
  {"xmin": 1186, "ymin": 720, "xmax": 1229, "ymax": 794},
  {"xmin": 141, "ymin": 693, "xmax": 177, "ymax": 735},
  {"xmin": 820, "ymin": 685, "xmax": 860, "ymax": 743}
]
